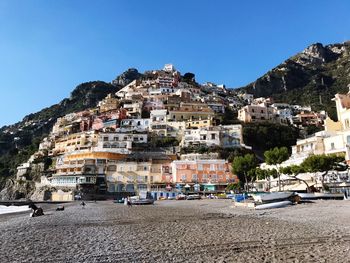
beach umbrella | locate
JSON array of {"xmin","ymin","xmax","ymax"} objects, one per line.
[
  {"xmin": 166, "ymin": 184, "xmax": 172, "ymax": 191},
  {"xmin": 184, "ymin": 184, "xmax": 191, "ymax": 188}
]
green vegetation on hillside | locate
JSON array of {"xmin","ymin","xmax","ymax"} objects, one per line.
[{"xmin": 242, "ymin": 122, "xmax": 299, "ymax": 152}]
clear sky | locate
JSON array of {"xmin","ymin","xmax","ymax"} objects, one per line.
[{"xmin": 1, "ymin": 0, "xmax": 350, "ymax": 127}]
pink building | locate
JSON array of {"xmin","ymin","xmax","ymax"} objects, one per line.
[{"xmin": 171, "ymin": 159, "xmax": 238, "ymax": 191}]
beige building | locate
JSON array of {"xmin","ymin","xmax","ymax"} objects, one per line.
[
  {"xmin": 105, "ymin": 160, "xmax": 151, "ymax": 192},
  {"xmin": 238, "ymin": 104, "xmax": 278, "ymax": 123},
  {"xmin": 186, "ymin": 119, "xmax": 214, "ymax": 129},
  {"xmin": 168, "ymin": 103, "xmax": 215, "ymax": 122},
  {"xmin": 50, "ymin": 131, "xmax": 99, "ymax": 156},
  {"xmin": 98, "ymin": 94, "xmax": 120, "ymax": 113}
]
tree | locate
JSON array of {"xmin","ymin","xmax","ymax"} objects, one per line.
[
  {"xmin": 280, "ymin": 165, "xmax": 310, "ymax": 192},
  {"xmin": 242, "ymin": 123, "xmax": 299, "ymax": 151},
  {"xmin": 264, "ymin": 147, "xmax": 289, "ymax": 191},
  {"xmin": 301, "ymin": 154, "xmax": 346, "ymax": 190},
  {"xmin": 232, "ymin": 154, "xmax": 257, "ymax": 191},
  {"xmin": 183, "ymin": 72, "xmax": 195, "ymax": 83},
  {"xmin": 226, "ymin": 182, "xmax": 241, "ymax": 192}
]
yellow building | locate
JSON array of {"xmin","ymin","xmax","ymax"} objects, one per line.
[
  {"xmin": 168, "ymin": 104, "xmax": 215, "ymax": 122},
  {"xmin": 51, "ymin": 131, "xmax": 98, "ymax": 156},
  {"xmin": 186, "ymin": 118, "xmax": 214, "ymax": 129}
]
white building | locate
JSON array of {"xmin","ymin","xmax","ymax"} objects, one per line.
[
  {"xmin": 120, "ymin": 118, "xmax": 150, "ymax": 132},
  {"xmin": 181, "ymin": 125, "xmax": 244, "ymax": 148},
  {"xmin": 163, "ymin": 64, "xmax": 176, "ymax": 72},
  {"xmin": 150, "ymin": 109, "xmax": 167, "ymax": 123},
  {"xmin": 94, "ymin": 132, "xmax": 148, "ymax": 154}
]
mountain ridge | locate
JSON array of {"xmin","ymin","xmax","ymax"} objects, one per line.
[{"xmin": 238, "ymin": 41, "xmax": 350, "ymax": 120}]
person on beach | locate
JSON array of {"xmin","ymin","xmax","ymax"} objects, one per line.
[
  {"xmin": 81, "ymin": 201, "xmax": 86, "ymax": 209},
  {"xmin": 127, "ymin": 197, "xmax": 132, "ymax": 207}
]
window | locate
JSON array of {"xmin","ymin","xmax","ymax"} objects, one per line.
[
  {"xmin": 261, "ymin": 110, "xmax": 264, "ymax": 113},
  {"xmin": 114, "ymin": 137, "xmax": 119, "ymax": 141},
  {"xmin": 331, "ymin": 143, "xmax": 335, "ymax": 150},
  {"xmin": 103, "ymin": 137, "xmax": 109, "ymax": 142},
  {"xmin": 210, "ymin": 164, "xmax": 215, "ymax": 171},
  {"xmin": 181, "ymin": 175, "xmax": 187, "ymax": 181},
  {"xmin": 192, "ymin": 174, "xmax": 198, "ymax": 181},
  {"xmin": 252, "ymin": 109, "xmax": 255, "ymax": 113},
  {"xmin": 211, "ymin": 134, "xmax": 215, "ymax": 140},
  {"xmin": 198, "ymin": 164, "xmax": 203, "ymax": 171},
  {"xmin": 163, "ymin": 166, "xmax": 169, "ymax": 173},
  {"xmin": 107, "ymin": 165, "xmax": 116, "ymax": 172}
]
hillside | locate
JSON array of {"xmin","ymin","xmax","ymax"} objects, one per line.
[
  {"xmin": 239, "ymin": 41, "xmax": 350, "ymax": 120},
  {"xmin": 0, "ymin": 69, "xmax": 142, "ymax": 185}
]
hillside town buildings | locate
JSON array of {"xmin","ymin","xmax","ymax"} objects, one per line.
[{"xmin": 16, "ymin": 63, "xmax": 343, "ymax": 201}]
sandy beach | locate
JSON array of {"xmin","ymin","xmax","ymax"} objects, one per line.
[{"xmin": 1, "ymin": 199, "xmax": 350, "ymax": 262}]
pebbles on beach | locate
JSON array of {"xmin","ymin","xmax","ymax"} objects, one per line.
[{"xmin": 1, "ymin": 199, "xmax": 350, "ymax": 262}]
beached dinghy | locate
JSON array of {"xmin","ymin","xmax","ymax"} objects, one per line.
[
  {"xmin": 131, "ymin": 199, "xmax": 155, "ymax": 205},
  {"xmin": 297, "ymin": 192, "xmax": 344, "ymax": 200},
  {"xmin": 252, "ymin": 192, "xmax": 294, "ymax": 203},
  {"xmin": 255, "ymin": 201, "xmax": 292, "ymax": 210}
]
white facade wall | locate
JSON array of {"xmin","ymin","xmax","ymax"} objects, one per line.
[
  {"xmin": 120, "ymin": 118, "xmax": 150, "ymax": 131},
  {"xmin": 94, "ymin": 133, "xmax": 148, "ymax": 154}
]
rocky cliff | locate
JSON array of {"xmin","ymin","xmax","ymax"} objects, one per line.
[{"xmin": 240, "ymin": 41, "xmax": 350, "ymax": 120}]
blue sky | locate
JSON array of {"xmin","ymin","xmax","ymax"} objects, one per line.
[{"xmin": 1, "ymin": 0, "xmax": 350, "ymax": 127}]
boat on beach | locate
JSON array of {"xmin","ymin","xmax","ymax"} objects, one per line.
[
  {"xmin": 297, "ymin": 192, "xmax": 344, "ymax": 200},
  {"xmin": 186, "ymin": 194, "xmax": 201, "ymax": 200},
  {"xmin": 131, "ymin": 198, "xmax": 155, "ymax": 205},
  {"xmin": 252, "ymin": 192, "xmax": 294, "ymax": 203},
  {"xmin": 255, "ymin": 201, "xmax": 292, "ymax": 210}
]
